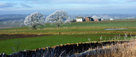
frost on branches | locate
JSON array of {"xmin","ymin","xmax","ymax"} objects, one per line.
[
  {"xmin": 24, "ymin": 12, "xmax": 45, "ymax": 29},
  {"xmin": 63, "ymin": 19, "xmax": 72, "ymax": 25},
  {"xmin": 45, "ymin": 10, "xmax": 70, "ymax": 28}
]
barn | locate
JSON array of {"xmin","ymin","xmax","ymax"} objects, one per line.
[{"xmin": 85, "ymin": 17, "xmax": 94, "ymax": 22}]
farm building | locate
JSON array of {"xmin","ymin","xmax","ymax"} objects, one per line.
[
  {"xmin": 92, "ymin": 15, "xmax": 101, "ymax": 22},
  {"xmin": 85, "ymin": 17, "xmax": 94, "ymax": 22},
  {"xmin": 93, "ymin": 18, "xmax": 101, "ymax": 21},
  {"xmin": 110, "ymin": 18, "xmax": 113, "ymax": 20},
  {"xmin": 98, "ymin": 18, "xmax": 101, "ymax": 21},
  {"xmin": 76, "ymin": 17, "xmax": 83, "ymax": 22}
]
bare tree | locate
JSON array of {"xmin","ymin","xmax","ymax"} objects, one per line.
[
  {"xmin": 24, "ymin": 12, "xmax": 45, "ymax": 29},
  {"xmin": 45, "ymin": 10, "xmax": 70, "ymax": 28}
]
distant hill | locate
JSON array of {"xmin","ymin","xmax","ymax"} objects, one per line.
[
  {"xmin": 0, "ymin": 14, "xmax": 48, "ymax": 22},
  {"xmin": 0, "ymin": 14, "xmax": 136, "ymax": 22}
]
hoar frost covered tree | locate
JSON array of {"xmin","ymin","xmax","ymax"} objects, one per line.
[
  {"xmin": 45, "ymin": 10, "xmax": 70, "ymax": 28},
  {"xmin": 63, "ymin": 19, "xmax": 72, "ymax": 25},
  {"xmin": 24, "ymin": 12, "xmax": 45, "ymax": 29}
]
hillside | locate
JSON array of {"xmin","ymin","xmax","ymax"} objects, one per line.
[{"xmin": 1, "ymin": 20, "xmax": 136, "ymax": 55}]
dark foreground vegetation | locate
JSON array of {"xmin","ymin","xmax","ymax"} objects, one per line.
[{"xmin": 0, "ymin": 40, "xmax": 129, "ymax": 57}]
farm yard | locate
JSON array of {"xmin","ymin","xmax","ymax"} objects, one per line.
[{"xmin": 1, "ymin": 19, "xmax": 136, "ymax": 56}]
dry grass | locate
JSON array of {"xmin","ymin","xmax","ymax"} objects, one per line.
[
  {"xmin": 76, "ymin": 40, "xmax": 136, "ymax": 57},
  {"xmin": 101, "ymin": 40, "xmax": 136, "ymax": 57}
]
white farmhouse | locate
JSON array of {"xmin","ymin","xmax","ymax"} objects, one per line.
[
  {"xmin": 76, "ymin": 17, "xmax": 83, "ymax": 22},
  {"xmin": 110, "ymin": 18, "xmax": 113, "ymax": 20}
]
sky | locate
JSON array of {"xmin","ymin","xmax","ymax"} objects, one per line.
[{"xmin": 0, "ymin": 0, "xmax": 136, "ymax": 14}]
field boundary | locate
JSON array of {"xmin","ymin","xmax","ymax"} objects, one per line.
[{"xmin": 0, "ymin": 40, "xmax": 129, "ymax": 57}]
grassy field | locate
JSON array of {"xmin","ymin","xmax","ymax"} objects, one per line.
[
  {"xmin": 1, "ymin": 19, "xmax": 136, "ymax": 54},
  {"xmin": 0, "ymin": 34, "xmax": 118, "ymax": 54},
  {"xmin": 0, "ymin": 34, "xmax": 128, "ymax": 54},
  {"xmin": 1, "ymin": 20, "xmax": 136, "ymax": 30},
  {"xmin": 1, "ymin": 21, "xmax": 136, "ymax": 35}
]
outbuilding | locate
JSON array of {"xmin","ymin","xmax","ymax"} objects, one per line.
[
  {"xmin": 110, "ymin": 18, "xmax": 113, "ymax": 20},
  {"xmin": 85, "ymin": 17, "xmax": 94, "ymax": 22},
  {"xmin": 92, "ymin": 15, "xmax": 101, "ymax": 22},
  {"xmin": 76, "ymin": 17, "xmax": 83, "ymax": 22}
]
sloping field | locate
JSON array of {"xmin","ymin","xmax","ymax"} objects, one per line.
[{"xmin": 1, "ymin": 20, "xmax": 136, "ymax": 55}]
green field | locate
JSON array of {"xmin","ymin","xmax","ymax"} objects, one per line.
[
  {"xmin": 0, "ymin": 20, "xmax": 136, "ymax": 54},
  {"xmin": 1, "ymin": 20, "xmax": 136, "ymax": 30},
  {"xmin": 1, "ymin": 21, "xmax": 136, "ymax": 35},
  {"xmin": 0, "ymin": 34, "xmax": 118, "ymax": 54}
]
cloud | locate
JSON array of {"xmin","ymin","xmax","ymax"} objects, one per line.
[
  {"xmin": 23, "ymin": 0, "xmax": 112, "ymax": 4},
  {"xmin": 50, "ymin": 0, "xmax": 110, "ymax": 4},
  {"xmin": 0, "ymin": 3, "xmax": 16, "ymax": 8},
  {"xmin": 126, "ymin": 0, "xmax": 136, "ymax": 1},
  {"xmin": 21, "ymin": 4, "xmax": 32, "ymax": 8},
  {"xmin": 0, "ymin": 0, "xmax": 125, "ymax": 4},
  {"xmin": 24, "ymin": 0, "xmax": 49, "ymax": 3}
]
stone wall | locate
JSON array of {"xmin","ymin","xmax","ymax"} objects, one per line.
[{"xmin": 0, "ymin": 40, "xmax": 129, "ymax": 57}]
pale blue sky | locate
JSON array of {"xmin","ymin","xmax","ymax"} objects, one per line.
[{"xmin": 0, "ymin": 0, "xmax": 136, "ymax": 14}]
